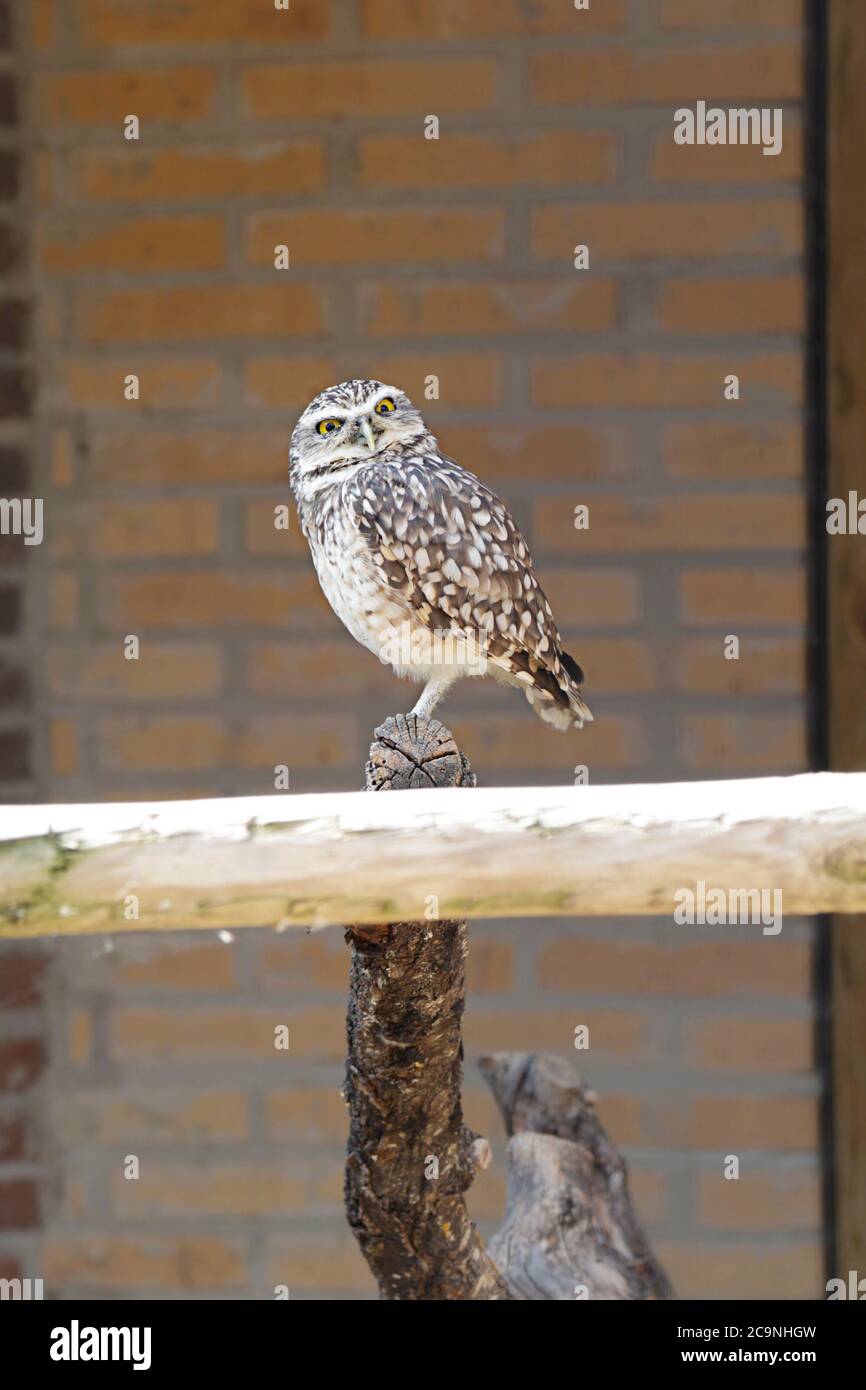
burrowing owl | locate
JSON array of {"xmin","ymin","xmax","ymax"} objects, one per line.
[{"xmin": 289, "ymin": 380, "xmax": 592, "ymax": 731}]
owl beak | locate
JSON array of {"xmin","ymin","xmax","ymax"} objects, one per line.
[{"xmin": 360, "ymin": 417, "xmax": 376, "ymax": 452}]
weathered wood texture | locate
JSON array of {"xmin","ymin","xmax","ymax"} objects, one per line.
[
  {"xmin": 344, "ymin": 717, "xmax": 672, "ymax": 1302},
  {"xmin": 480, "ymin": 1053, "xmax": 673, "ymax": 1301},
  {"xmin": 829, "ymin": 0, "xmax": 866, "ymax": 1279},
  {"xmin": 344, "ymin": 717, "xmax": 510, "ymax": 1300},
  {"xmin": 1, "ymin": 771, "xmax": 865, "ymax": 937}
]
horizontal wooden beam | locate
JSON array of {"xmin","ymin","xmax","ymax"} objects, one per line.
[{"xmin": 1, "ymin": 772, "xmax": 864, "ymax": 937}]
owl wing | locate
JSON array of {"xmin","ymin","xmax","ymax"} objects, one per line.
[{"xmin": 350, "ymin": 454, "xmax": 591, "ymax": 722}]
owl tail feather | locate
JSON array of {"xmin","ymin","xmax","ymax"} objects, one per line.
[{"xmin": 524, "ymin": 648, "xmax": 593, "ymax": 732}]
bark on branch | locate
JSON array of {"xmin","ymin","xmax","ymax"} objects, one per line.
[
  {"xmin": 343, "ymin": 716, "xmax": 672, "ymax": 1302},
  {"xmin": 344, "ymin": 715, "xmax": 509, "ymax": 1300},
  {"xmin": 480, "ymin": 1052, "xmax": 673, "ymax": 1300}
]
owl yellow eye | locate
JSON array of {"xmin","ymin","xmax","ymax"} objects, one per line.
[
  {"xmin": 375, "ymin": 398, "xmax": 396, "ymax": 415},
  {"xmin": 317, "ymin": 418, "xmax": 342, "ymax": 435}
]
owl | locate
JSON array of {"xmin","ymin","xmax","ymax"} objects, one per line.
[{"xmin": 289, "ymin": 380, "xmax": 592, "ymax": 732}]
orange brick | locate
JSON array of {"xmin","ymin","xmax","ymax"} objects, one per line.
[
  {"xmin": 100, "ymin": 713, "xmax": 352, "ymax": 772},
  {"xmin": 243, "ymin": 357, "xmax": 340, "ymax": 409},
  {"xmin": 593, "ymin": 1092, "xmax": 645, "ymax": 1147},
  {"xmin": 48, "ymin": 644, "xmax": 224, "ymax": 702},
  {"xmin": 69, "ymin": 1009, "xmax": 93, "ymax": 1065},
  {"xmin": 534, "ymin": 494, "xmax": 805, "ymax": 553},
  {"xmin": 532, "ymin": 200, "xmax": 801, "ymax": 261},
  {"xmin": 658, "ymin": 1093, "xmax": 818, "ymax": 1150},
  {"xmin": 63, "ymin": 1179, "xmax": 87, "ymax": 1223},
  {"xmin": 663, "ymin": 421, "xmax": 802, "ymax": 478},
  {"xmin": 102, "ymin": 569, "xmax": 327, "ymax": 630},
  {"xmin": 368, "ymin": 354, "xmax": 500, "ymax": 407},
  {"xmin": 110, "ymin": 1005, "xmax": 345, "ymax": 1060},
  {"xmin": 362, "ymin": 0, "xmax": 628, "ymax": 37},
  {"xmin": 36, "ymin": 151, "xmax": 54, "ymax": 205},
  {"xmin": 559, "ymin": 638, "xmax": 655, "ymax": 693},
  {"xmin": 79, "ymin": 0, "xmax": 329, "ymax": 44},
  {"xmin": 465, "ymin": 1008, "xmax": 652, "ymax": 1060},
  {"xmin": 461, "ymin": 1089, "xmax": 500, "ymax": 1141},
  {"xmin": 659, "ymin": 0, "xmax": 802, "ymax": 29},
  {"xmin": 240, "ymin": 59, "xmax": 496, "ymax": 119},
  {"xmin": 658, "ymin": 275, "xmax": 804, "ymax": 333},
  {"xmin": 629, "ymin": 1169, "xmax": 669, "ymax": 1225},
  {"xmin": 538, "ymin": 938, "xmax": 811, "ymax": 999},
  {"xmin": 681, "ymin": 714, "xmax": 806, "ymax": 770},
  {"xmin": 530, "ymin": 43, "xmax": 801, "ymax": 106},
  {"xmin": 50, "ymin": 572, "xmax": 79, "ymax": 628},
  {"xmin": 266, "ymin": 1234, "xmax": 373, "ymax": 1292},
  {"xmin": 32, "ymin": 0, "xmax": 56, "ymax": 48},
  {"xmin": 37, "ymin": 67, "xmax": 217, "ymax": 126},
  {"xmin": 652, "ymin": 125, "xmax": 803, "ymax": 181},
  {"xmin": 92, "ymin": 781, "xmax": 221, "ymax": 802},
  {"xmin": 442, "ymin": 635, "xmax": 645, "ymax": 698},
  {"xmin": 259, "ymin": 937, "xmax": 351, "ymax": 993},
  {"xmin": 467, "ymin": 940, "xmax": 513, "ymax": 993},
  {"xmin": 246, "ymin": 208, "xmax": 504, "ymax": 266},
  {"xmin": 676, "ymin": 638, "xmax": 805, "ymax": 695},
  {"xmin": 53, "ymin": 500, "xmax": 218, "ymax": 559},
  {"xmin": 40, "ymin": 216, "xmax": 224, "ymax": 272},
  {"xmin": 99, "ymin": 717, "xmax": 228, "ymax": 772},
  {"xmin": 357, "ymin": 131, "xmax": 617, "ymax": 190},
  {"xmin": 61, "ymin": 357, "xmax": 220, "ymax": 409},
  {"xmin": 114, "ymin": 943, "xmax": 235, "ymax": 991},
  {"xmin": 537, "ymin": 568, "xmax": 642, "ymax": 628},
  {"xmin": 534, "ymin": 353, "xmax": 801, "ymax": 408},
  {"xmin": 247, "ymin": 640, "xmax": 395, "ymax": 701},
  {"xmin": 44, "ymin": 1235, "xmax": 247, "ymax": 1291},
  {"xmin": 233, "ymin": 714, "xmax": 357, "ymax": 769},
  {"xmin": 50, "ymin": 718, "xmax": 78, "ymax": 776},
  {"xmin": 680, "ymin": 567, "xmax": 806, "ymax": 626},
  {"xmin": 112, "ymin": 1163, "xmax": 306, "ymax": 1217},
  {"xmin": 247, "ymin": 353, "xmax": 501, "ymax": 408},
  {"xmin": 90, "ymin": 428, "xmax": 291, "ymax": 486},
  {"xmin": 72, "ymin": 141, "xmax": 325, "ymax": 201},
  {"xmin": 51, "ymin": 433, "xmax": 76, "ymax": 489},
  {"xmin": 359, "ymin": 278, "xmax": 617, "ymax": 337},
  {"xmin": 454, "ymin": 714, "xmax": 642, "ymax": 770},
  {"xmin": 656, "ymin": 1241, "xmax": 821, "ymax": 1300},
  {"xmin": 244, "ymin": 500, "xmax": 308, "ymax": 558},
  {"xmin": 696, "ymin": 1170, "xmax": 821, "ymax": 1231},
  {"xmin": 55, "ymin": 1090, "xmax": 248, "ymax": 1143},
  {"xmin": 466, "ymin": 1166, "xmax": 507, "ymax": 1222},
  {"xmin": 440, "ymin": 424, "xmax": 633, "ymax": 483},
  {"xmin": 265, "ymin": 1089, "xmax": 348, "ymax": 1144},
  {"xmin": 77, "ymin": 284, "xmax": 324, "ymax": 344},
  {"xmin": 684, "ymin": 1015, "xmax": 813, "ymax": 1073}
]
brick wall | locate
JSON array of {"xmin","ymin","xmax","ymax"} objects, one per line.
[
  {"xmin": 0, "ymin": 0, "xmax": 49, "ymax": 1298},
  {"xmin": 0, "ymin": 0, "xmax": 821, "ymax": 1298}
]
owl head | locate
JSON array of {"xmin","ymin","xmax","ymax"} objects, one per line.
[{"xmin": 290, "ymin": 379, "xmax": 428, "ymax": 501}]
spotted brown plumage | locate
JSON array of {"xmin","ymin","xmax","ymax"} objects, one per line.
[{"xmin": 289, "ymin": 379, "xmax": 593, "ymax": 731}]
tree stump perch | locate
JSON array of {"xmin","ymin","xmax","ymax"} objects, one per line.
[
  {"xmin": 343, "ymin": 714, "xmax": 672, "ymax": 1301},
  {"xmin": 344, "ymin": 715, "xmax": 509, "ymax": 1300}
]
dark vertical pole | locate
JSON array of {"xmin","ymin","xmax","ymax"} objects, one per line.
[
  {"xmin": 827, "ymin": 0, "xmax": 866, "ymax": 1280},
  {"xmin": 343, "ymin": 714, "xmax": 509, "ymax": 1301}
]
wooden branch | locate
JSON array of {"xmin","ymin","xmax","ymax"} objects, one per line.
[
  {"xmin": 344, "ymin": 716, "xmax": 510, "ymax": 1300},
  {"xmin": 1, "ymin": 770, "xmax": 865, "ymax": 936},
  {"xmin": 480, "ymin": 1053, "xmax": 673, "ymax": 1301}
]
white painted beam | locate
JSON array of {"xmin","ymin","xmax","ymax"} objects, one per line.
[{"xmin": 0, "ymin": 772, "xmax": 863, "ymax": 937}]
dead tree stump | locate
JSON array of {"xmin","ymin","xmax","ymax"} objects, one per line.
[
  {"xmin": 343, "ymin": 714, "xmax": 672, "ymax": 1302},
  {"xmin": 344, "ymin": 714, "xmax": 509, "ymax": 1300},
  {"xmin": 480, "ymin": 1052, "xmax": 673, "ymax": 1300}
]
